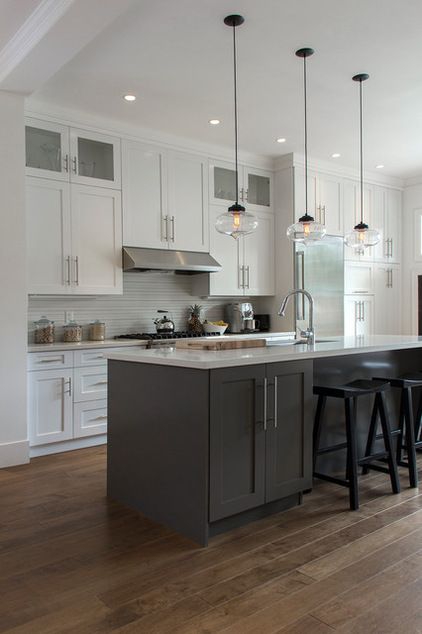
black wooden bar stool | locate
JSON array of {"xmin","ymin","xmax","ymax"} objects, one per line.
[
  {"xmin": 367, "ymin": 373, "xmax": 422, "ymax": 488},
  {"xmin": 313, "ymin": 379, "xmax": 400, "ymax": 510}
]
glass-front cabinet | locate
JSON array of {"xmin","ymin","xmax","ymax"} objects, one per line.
[
  {"xmin": 209, "ymin": 160, "xmax": 272, "ymax": 212},
  {"xmin": 25, "ymin": 119, "xmax": 121, "ymax": 189},
  {"xmin": 25, "ymin": 119, "xmax": 69, "ymax": 181}
]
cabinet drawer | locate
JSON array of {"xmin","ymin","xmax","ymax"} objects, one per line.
[
  {"xmin": 74, "ymin": 346, "xmax": 141, "ymax": 367},
  {"xmin": 74, "ymin": 366, "xmax": 107, "ymax": 402},
  {"xmin": 28, "ymin": 351, "xmax": 73, "ymax": 371},
  {"xmin": 344, "ymin": 262, "xmax": 374, "ymax": 294},
  {"xmin": 74, "ymin": 400, "xmax": 107, "ymax": 437}
]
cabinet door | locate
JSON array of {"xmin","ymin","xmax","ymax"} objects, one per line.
[
  {"xmin": 26, "ymin": 177, "xmax": 72, "ymax": 294},
  {"xmin": 167, "ymin": 151, "xmax": 209, "ymax": 252},
  {"xmin": 74, "ymin": 399, "xmax": 107, "ymax": 437},
  {"xmin": 265, "ymin": 361, "xmax": 313, "ymax": 501},
  {"xmin": 122, "ymin": 140, "xmax": 167, "ymax": 249},
  {"xmin": 28, "ymin": 369, "xmax": 73, "ymax": 446},
  {"xmin": 374, "ymin": 265, "xmax": 401, "ymax": 335},
  {"xmin": 209, "ymin": 159, "xmax": 243, "ymax": 207},
  {"xmin": 207, "ymin": 205, "xmax": 243, "ymax": 296},
  {"xmin": 244, "ymin": 167, "xmax": 272, "ymax": 212},
  {"xmin": 343, "ymin": 180, "xmax": 374, "ymax": 262},
  {"xmin": 318, "ymin": 174, "xmax": 343, "ymax": 236},
  {"xmin": 242, "ymin": 211, "xmax": 275, "ymax": 296},
  {"xmin": 344, "ymin": 262, "xmax": 374, "ymax": 294},
  {"xmin": 70, "ymin": 129, "xmax": 121, "ymax": 189},
  {"xmin": 345, "ymin": 296, "xmax": 373, "ymax": 336},
  {"xmin": 209, "ymin": 365, "xmax": 266, "ymax": 521},
  {"xmin": 70, "ymin": 185, "xmax": 122, "ymax": 294},
  {"xmin": 294, "ymin": 166, "xmax": 318, "ymax": 219},
  {"xmin": 25, "ymin": 118, "xmax": 69, "ymax": 181},
  {"xmin": 386, "ymin": 189, "xmax": 401, "ymax": 263},
  {"xmin": 373, "ymin": 186, "xmax": 388, "ymax": 262}
]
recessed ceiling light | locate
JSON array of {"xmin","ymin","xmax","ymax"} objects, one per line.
[
  {"xmin": 376, "ymin": 164, "xmax": 384, "ymax": 169},
  {"xmin": 209, "ymin": 119, "xmax": 220, "ymax": 125},
  {"xmin": 331, "ymin": 153, "xmax": 341, "ymax": 158},
  {"xmin": 276, "ymin": 137, "xmax": 286, "ymax": 143},
  {"xmin": 123, "ymin": 94, "xmax": 136, "ymax": 102}
]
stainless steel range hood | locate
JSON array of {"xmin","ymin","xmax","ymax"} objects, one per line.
[{"xmin": 122, "ymin": 247, "xmax": 222, "ymax": 274}]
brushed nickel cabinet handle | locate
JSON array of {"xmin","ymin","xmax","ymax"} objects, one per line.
[
  {"xmin": 39, "ymin": 358, "xmax": 63, "ymax": 363},
  {"xmin": 263, "ymin": 377, "xmax": 268, "ymax": 431},
  {"xmin": 274, "ymin": 376, "xmax": 278, "ymax": 429},
  {"xmin": 74, "ymin": 256, "xmax": 79, "ymax": 286},
  {"xmin": 63, "ymin": 154, "xmax": 69, "ymax": 173},
  {"xmin": 72, "ymin": 156, "xmax": 77, "ymax": 174},
  {"xmin": 65, "ymin": 256, "xmax": 71, "ymax": 285},
  {"xmin": 171, "ymin": 216, "xmax": 175, "ymax": 242}
]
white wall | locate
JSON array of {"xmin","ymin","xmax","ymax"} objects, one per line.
[
  {"xmin": 0, "ymin": 92, "xmax": 28, "ymax": 467},
  {"xmin": 402, "ymin": 182, "xmax": 422, "ymax": 334}
]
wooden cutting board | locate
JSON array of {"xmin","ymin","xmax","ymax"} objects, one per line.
[{"xmin": 175, "ymin": 338, "xmax": 267, "ymax": 351}]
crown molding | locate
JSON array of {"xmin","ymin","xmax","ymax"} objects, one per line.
[
  {"xmin": 404, "ymin": 175, "xmax": 422, "ymax": 188},
  {"xmin": 0, "ymin": 0, "xmax": 74, "ymax": 86}
]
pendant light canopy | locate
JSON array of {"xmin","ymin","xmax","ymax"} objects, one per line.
[
  {"xmin": 287, "ymin": 48, "xmax": 326, "ymax": 244},
  {"xmin": 215, "ymin": 15, "xmax": 258, "ymax": 240},
  {"xmin": 344, "ymin": 74, "xmax": 380, "ymax": 250}
]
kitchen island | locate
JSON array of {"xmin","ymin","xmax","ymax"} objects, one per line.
[{"xmin": 107, "ymin": 335, "xmax": 422, "ymax": 545}]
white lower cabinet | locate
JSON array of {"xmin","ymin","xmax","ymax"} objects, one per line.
[
  {"xmin": 344, "ymin": 295, "xmax": 374, "ymax": 337},
  {"xmin": 374, "ymin": 264, "xmax": 401, "ymax": 335},
  {"xmin": 344, "ymin": 261, "xmax": 374, "ymax": 295},
  {"xmin": 28, "ymin": 346, "xmax": 138, "ymax": 452},
  {"xmin": 28, "ymin": 368, "xmax": 73, "ymax": 446}
]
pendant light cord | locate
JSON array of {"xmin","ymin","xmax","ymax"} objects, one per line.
[
  {"xmin": 232, "ymin": 22, "xmax": 239, "ymax": 204},
  {"xmin": 359, "ymin": 79, "xmax": 364, "ymax": 224},
  {"xmin": 303, "ymin": 55, "xmax": 308, "ymax": 215}
]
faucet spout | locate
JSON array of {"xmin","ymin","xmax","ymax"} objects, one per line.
[{"xmin": 277, "ymin": 289, "xmax": 315, "ymax": 345}]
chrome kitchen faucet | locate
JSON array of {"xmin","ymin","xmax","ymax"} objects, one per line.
[{"xmin": 278, "ymin": 289, "xmax": 315, "ymax": 345}]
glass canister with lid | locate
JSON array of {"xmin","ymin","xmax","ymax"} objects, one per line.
[
  {"xmin": 34, "ymin": 316, "xmax": 55, "ymax": 344},
  {"xmin": 63, "ymin": 320, "xmax": 83, "ymax": 343},
  {"xmin": 89, "ymin": 320, "xmax": 106, "ymax": 341}
]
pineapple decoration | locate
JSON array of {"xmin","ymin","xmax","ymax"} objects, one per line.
[{"xmin": 188, "ymin": 304, "xmax": 203, "ymax": 334}]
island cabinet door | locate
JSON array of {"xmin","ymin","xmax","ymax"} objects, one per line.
[
  {"xmin": 209, "ymin": 365, "xmax": 266, "ymax": 521},
  {"xmin": 265, "ymin": 361, "xmax": 313, "ymax": 502}
]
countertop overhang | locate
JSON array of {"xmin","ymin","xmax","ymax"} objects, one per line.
[{"xmin": 106, "ymin": 335, "xmax": 422, "ymax": 370}]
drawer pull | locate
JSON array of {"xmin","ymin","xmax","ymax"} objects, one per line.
[
  {"xmin": 94, "ymin": 380, "xmax": 108, "ymax": 385},
  {"xmin": 93, "ymin": 415, "xmax": 107, "ymax": 421},
  {"xmin": 39, "ymin": 358, "xmax": 63, "ymax": 363}
]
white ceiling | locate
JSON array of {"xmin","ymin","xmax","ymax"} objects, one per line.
[
  {"xmin": 28, "ymin": 0, "xmax": 422, "ymax": 178},
  {"xmin": 0, "ymin": 0, "xmax": 43, "ymax": 46}
]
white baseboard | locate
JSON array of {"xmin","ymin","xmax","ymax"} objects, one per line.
[
  {"xmin": 0, "ymin": 439, "xmax": 29, "ymax": 468},
  {"xmin": 29, "ymin": 434, "xmax": 107, "ymax": 458}
]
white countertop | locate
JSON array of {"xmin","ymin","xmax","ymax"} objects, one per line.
[
  {"xmin": 28, "ymin": 339, "xmax": 148, "ymax": 352},
  {"xmin": 106, "ymin": 335, "xmax": 422, "ymax": 370}
]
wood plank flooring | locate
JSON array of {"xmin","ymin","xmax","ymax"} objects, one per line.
[{"xmin": 0, "ymin": 447, "xmax": 421, "ymax": 633}]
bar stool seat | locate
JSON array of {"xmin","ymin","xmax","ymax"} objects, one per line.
[
  {"xmin": 369, "ymin": 374, "xmax": 422, "ymax": 488},
  {"xmin": 313, "ymin": 379, "xmax": 400, "ymax": 510}
]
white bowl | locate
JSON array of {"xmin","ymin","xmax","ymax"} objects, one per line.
[{"xmin": 203, "ymin": 322, "xmax": 228, "ymax": 335}]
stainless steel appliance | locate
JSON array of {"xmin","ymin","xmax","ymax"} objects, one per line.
[
  {"xmin": 225, "ymin": 302, "xmax": 255, "ymax": 333},
  {"xmin": 122, "ymin": 247, "xmax": 221, "ymax": 274},
  {"xmin": 153, "ymin": 310, "xmax": 175, "ymax": 334},
  {"xmin": 295, "ymin": 236, "xmax": 344, "ymax": 337}
]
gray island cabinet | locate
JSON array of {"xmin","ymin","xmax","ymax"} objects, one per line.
[{"xmin": 107, "ymin": 358, "xmax": 313, "ymax": 546}]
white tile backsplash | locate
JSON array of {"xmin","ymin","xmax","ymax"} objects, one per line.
[{"xmin": 28, "ymin": 272, "xmax": 227, "ymax": 342}]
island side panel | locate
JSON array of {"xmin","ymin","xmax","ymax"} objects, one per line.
[
  {"xmin": 107, "ymin": 360, "xmax": 210, "ymax": 545},
  {"xmin": 313, "ymin": 348, "xmax": 422, "ymax": 472}
]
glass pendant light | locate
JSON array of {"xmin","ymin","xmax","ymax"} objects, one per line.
[
  {"xmin": 344, "ymin": 74, "xmax": 380, "ymax": 251},
  {"xmin": 287, "ymin": 48, "xmax": 326, "ymax": 244},
  {"xmin": 215, "ymin": 15, "xmax": 258, "ymax": 239}
]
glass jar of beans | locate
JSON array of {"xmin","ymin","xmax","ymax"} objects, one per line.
[
  {"xmin": 63, "ymin": 320, "xmax": 83, "ymax": 343},
  {"xmin": 34, "ymin": 316, "xmax": 55, "ymax": 344}
]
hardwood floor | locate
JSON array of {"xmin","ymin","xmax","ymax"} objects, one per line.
[{"xmin": 0, "ymin": 447, "xmax": 421, "ymax": 633}]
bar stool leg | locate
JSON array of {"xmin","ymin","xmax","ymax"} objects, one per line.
[
  {"xmin": 415, "ymin": 388, "xmax": 422, "ymax": 450},
  {"xmin": 377, "ymin": 392, "xmax": 401, "ymax": 495},
  {"xmin": 313, "ymin": 395, "xmax": 326, "ymax": 472},
  {"xmin": 344, "ymin": 397, "xmax": 359, "ymax": 510},
  {"xmin": 402, "ymin": 387, "xmax": 418, "ymax": 488},
  {"xmin": 396, "ymin": 393, "xmax": 406, "ymax": 465},
  {"xmin": 362, "ymin": 395, "xmax": 379, "ymax": 476}
]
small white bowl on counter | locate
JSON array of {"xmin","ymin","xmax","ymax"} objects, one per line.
[{"xmin": 202, "ymin": 322, "xmax": 228, "ymax": 335}]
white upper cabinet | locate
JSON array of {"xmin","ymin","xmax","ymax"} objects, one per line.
[
  {"xmin": 343, "ymin": 180, "xmax": 374, "ymax": 261},
  {"xmin": 25, "ymin": 118, "xmax": 121, "ymax": 189},
  {"xmin": 373, "ymin": 186, "xmax": 401, "ymax": 263},
  {"xmin": 27, "ymin": 178, "xmax": 122, "ymax": 295},
  {"xmin": 374, "ymin": 264, "xmax": 401, "ymax": 335},
  {"xmin": 242, "ymin": 211, "xmax": 275, "ymax": 296},
  {"xmin": 201, "ymin": 206, "xmax": 242, "ymax": 296},
  {"xmin": 294, "ymin": 168, "xmax": 342, "ymax": 235},
  {"xmin": 122, "ymin": 141, "xmax": 208, "ymax": 252},
  {"xmin": 25, "ymin": 119, "xmax": 70, "ymax": 181},
  {"xmin": 70, "ymin": 186, "xmax": 123, "ymax": 294},
  {"xmin": 122, "ymin": 141, "xmax": 166, "ymax": 248},
  {"xmin": 70, "ymin": 129, "xmax": 121, "ymax": 189},
  {"xmin": 344, "ymin": 261, "xmax": 374, "ymax": 295},
  {"xmin": 209, "ymin": 160, "xmax": 273, "ymax": 213},
  {"xmin": 26, "ymin": 177, "xmax": 72, "ymax": 294},
  {"xmin": 167, "ymin": 151, "xmax": 208, "ymax": 252}
]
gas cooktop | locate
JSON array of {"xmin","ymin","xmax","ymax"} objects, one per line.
[{"xmin": 115, "ymin": 331, "xmax": 221, "ymax": 341}]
